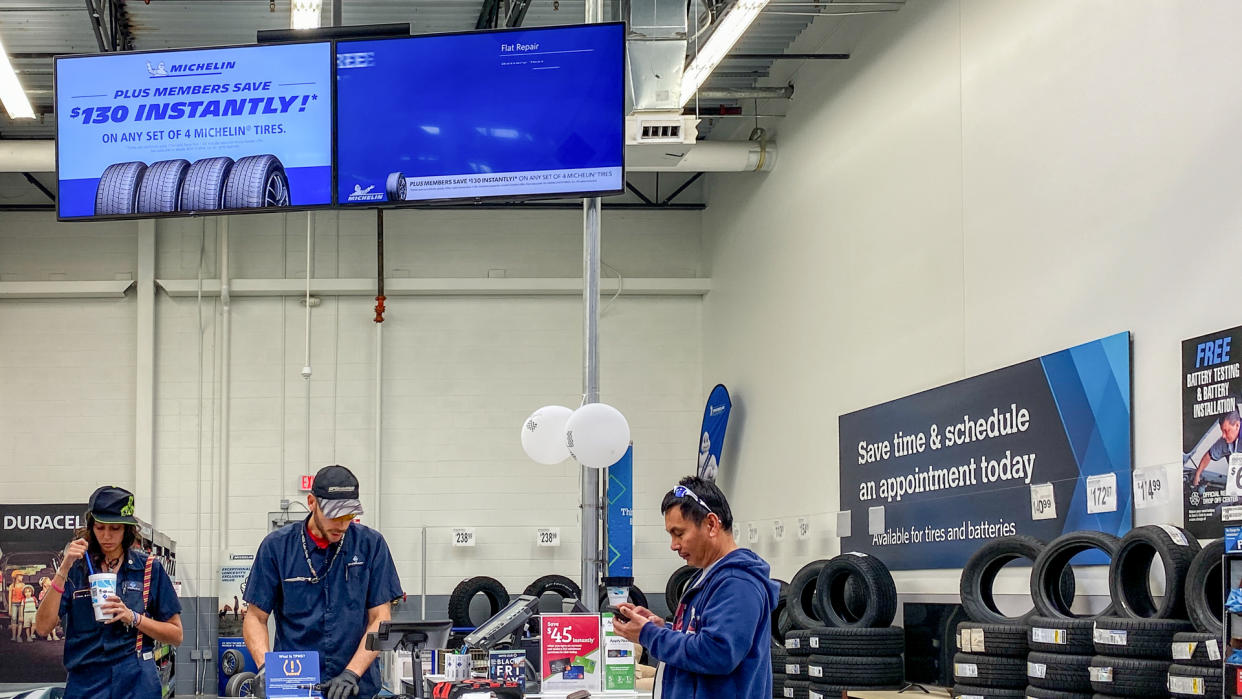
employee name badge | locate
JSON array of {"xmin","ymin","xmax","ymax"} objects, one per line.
[
  {"xmin": 265, "ymin": 651, "xmax": 321, "ymax": 699},
  {"xmin": 1228, "ymin": 454, "xmax": 1242, "ymax": 496}
]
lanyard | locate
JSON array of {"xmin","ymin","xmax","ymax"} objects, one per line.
[{"xmin": 293, "ymin": 527, "xmax": 345, "ymax": 584}]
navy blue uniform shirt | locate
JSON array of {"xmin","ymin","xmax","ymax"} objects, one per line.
[
  {"xmin": 60, "ymin": 549, "xmax": 181, "ymax": 671},
  {"xmin": 244, "ymin": 518, "xmax": 403, "ymax": 697}
]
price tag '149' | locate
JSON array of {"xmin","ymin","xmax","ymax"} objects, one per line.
[
  {"xmin": 1030, "ymin": 483, "xmax": 1056, "ymax": 521},
  {"xmin": 1086, "ymin": 473, "xmax": 1117, "ymax": 514},
  {"xmin": 452, "ymin": 528, "xmax": 476, "ymax": 547},
  {"xmin": 1133, "ymin": 467, "xmax": 1169, "ymax": 508}
]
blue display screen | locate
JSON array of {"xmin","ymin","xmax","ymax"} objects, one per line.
[
  {"xmin": 55, "ymin": 42, "xmax": 333, "ymax": 219},
  {"xmin": 335, "ymin": 23, "xmax": 624, "ymax": 205}
]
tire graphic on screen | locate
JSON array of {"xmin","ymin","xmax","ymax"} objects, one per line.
[
  {"xmin": 136, "ymin": 159, "xmax": 191, "ymax": 214},
  {"xmin": 94, "ymin": 161, "xmax": 148, "ymax": 215},
  {"xmin": 180, "ymin": 157, "xmax": 235, "ymax": 211},
  {"xmin": 386, "ymin": 171, "xmax": 406, "ymax": 202},
  {"xmin": 223, "ymin": 154, "xmax": 290, "ymax": 209}
]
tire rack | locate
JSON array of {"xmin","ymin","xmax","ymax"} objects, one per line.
[{"xmin": 135, "ymin": 518, "xmax": 177, "ymax": 698}]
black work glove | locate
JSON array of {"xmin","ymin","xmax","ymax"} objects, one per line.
[
  {"xmin": 252, "ymin": 665, "xmax": 267, "ymax": 699},
  {"xmin": 323, "ymin": 669, "xmax": 360, "ymax": 699}
]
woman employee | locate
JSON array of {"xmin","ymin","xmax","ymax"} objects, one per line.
[{"xmin": 35, "ymin": 486, "xmax": 183, "ymax": 699}]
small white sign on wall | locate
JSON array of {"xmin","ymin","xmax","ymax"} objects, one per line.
[
  {"xmin": 797, "ymin": 517, "xmax": 810, "ymax": 540},
  {"xmin": 452, "ymin": 528, "xmax": 476, "ymax": 547},
  {"xmin": 1086, "ymin": 473, "xmax": 1117, "ymax": 514}
]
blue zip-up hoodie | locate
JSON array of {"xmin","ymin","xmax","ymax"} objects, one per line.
[{"xmin": 640, "ymin": 548, "xmax": 781, "ymax": 699}]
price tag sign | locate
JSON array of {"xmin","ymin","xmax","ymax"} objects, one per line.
[
  {"xmin": 1132, "ymin": 467, "xmax": 1169, "ymax": 509},
  {"xmin": 1030, "ymin": 483, "xmax": 1056, "ymax": 521},
  {"xmin": 536, "ymin": 527, "xmax": 560, "ymax": 547},
  {"xmin": 1228, "ymin": 454, "xmax": 1242, "ymax": 497},
  {"xmin": 772, "ymin": 520, "xmax": 785, "ymax": 542},
  {"xmin": 797, "ymin": 517, "xmax": 810, "ymax": 540},
  {"xmin": 747, "ymin": 522, "xmax": 759, "ymax": 544},
  {"xmin": 452, "ymin": 528, "xmax": 476, "ymax": 547},
  {"xmin": 1086, "ymin": 472, "xmax": 1117, "ymax": 514}
]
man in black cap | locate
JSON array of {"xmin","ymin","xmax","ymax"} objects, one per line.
[{"xmin": 243, "ymin": 465, "xmax": 403, "ymax": 699}]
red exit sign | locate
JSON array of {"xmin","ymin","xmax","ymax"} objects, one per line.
[{"xmin": 300, "ymin": 475, "xmax": 315, "ymax": 491}]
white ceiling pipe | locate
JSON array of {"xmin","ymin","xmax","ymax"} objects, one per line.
[
  {"xmin": 626, "ymin": 139, "xmax": 776, "ymax": 172},
  {"xmin": 0, "ymin": 139, "xmax": 775, "ymax": 173},
  {"xmin": 0, "ymin": 140, "xmax": 54, "ymax": 172}
]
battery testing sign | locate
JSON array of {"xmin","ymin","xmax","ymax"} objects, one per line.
[{"xmin": 55, "ymin": 42, "xmax": 333, "ymax": 218}]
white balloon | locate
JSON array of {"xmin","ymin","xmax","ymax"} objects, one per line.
[
  {"xmin": 566, "ymin": 403, "xmax": 631, "ymax": 469},
  {"xmin": 520, "ymin": 405, "xmax": 574, "ymax": 464}
]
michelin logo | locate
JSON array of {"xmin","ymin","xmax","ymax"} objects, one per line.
[{"xmin": 348, "ymin": 184, "xmax": 384, "ymax": 202}]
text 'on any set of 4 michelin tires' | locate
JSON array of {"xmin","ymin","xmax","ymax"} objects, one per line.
[{"xmin": 94, "ymin": 155, "xmax": 290, "ymax": 216}]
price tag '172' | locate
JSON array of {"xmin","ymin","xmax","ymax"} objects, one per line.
[
  {"xmin": 1030, "ymin": 483, "xmax": 1056, "ymax": 521},
  {"xmin": 1086, "ymin": 473, "xmax": 1117, "ymax": 514},
  {"xmin": 452, "ymin": 528, "xmax": 476, "ymax": 547}
]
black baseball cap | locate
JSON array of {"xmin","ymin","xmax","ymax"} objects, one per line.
[
  {"xmin": 311, "ymin": 465, "xmax": 364, "ymax": 519},
  {"xmin": 89, "ymin": 486, "xmax": 139, "ymax": 525}
]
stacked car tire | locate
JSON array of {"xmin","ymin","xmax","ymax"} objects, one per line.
[
  {"xmin": 1088, "ymin": 616, "xmax": 1192, "ymax": 698},
  {"xmin": 1025, "ymin": 616, "xmax": 1096, "ymax": 699},
  {"xmin": 1086, "ymin": 525, "xmax": 1200, "ymax": 699},
  {"xmin": 779, "ymin": 552, "xmax": 904, "ymax": 698},
  {"xmin": 1167, "ymin": 632, "xmax": 1224, "ymax": 698},
  {"xmin": 951, "ymin": 621, "xmax": 1031, "ymax": 699}
]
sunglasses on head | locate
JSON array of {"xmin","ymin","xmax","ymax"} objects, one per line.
[{"xmin": 673, "ymin": 485, "xmax": 715, "ymax": 517}]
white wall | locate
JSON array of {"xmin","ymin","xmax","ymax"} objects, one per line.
[
  {"xmin": 703, "ymin": 0, "xmax": 1242, "ymax": 600},
  {"xmin": 1, "ymin": 205, "xmax": 705, "ymax": 601}
]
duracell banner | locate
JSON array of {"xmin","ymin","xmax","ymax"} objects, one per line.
[{"xmin": 1, "ymin": 504, "xmax": 86, "ymax": 546}]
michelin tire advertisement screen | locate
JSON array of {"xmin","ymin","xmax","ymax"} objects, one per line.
[
  {"xmin": 55, "ymin": 42, "xmax": 333, "ymax": 219},
  {"xmin": 335, "ymin": 23, "xmax": 624, "ymax": 205}
]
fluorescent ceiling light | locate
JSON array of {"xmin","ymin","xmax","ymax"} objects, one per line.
[
  {"xmin": 291, "ymin": 0, "xmax": 323, "ymax": 30},
  {"xmin": 680, "ymin": 0, "xmax": 769, "ymax": 107},
  {"xmin": 0, "ymin": 36, "xmax": 35, "ymax": 119}
]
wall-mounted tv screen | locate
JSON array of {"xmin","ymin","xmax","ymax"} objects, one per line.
[
  {"xmin": 55, "ymin": 42, "xmax": 333, "ymax": 220},
  {"xmin": 335, "ymin": 23, "xmax": 624, "ymax": 205}
]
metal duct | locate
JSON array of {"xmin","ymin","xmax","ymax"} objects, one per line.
[{"xmin": 624, "ymin": 0, "xmax": 689, "ymax": 112}]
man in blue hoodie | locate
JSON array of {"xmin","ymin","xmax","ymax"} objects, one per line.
[{"xmin": 613, "ymin": 476, "xmax": 780, "ymax": 698}]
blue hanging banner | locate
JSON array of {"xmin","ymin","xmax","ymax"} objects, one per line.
[
  {"xmin": 697, "ymin": 385, "xmax": 732, "ymax": 482},
  {"xmin": 606, "ymin": 445, "xmax": 634, "ymax": 578}
]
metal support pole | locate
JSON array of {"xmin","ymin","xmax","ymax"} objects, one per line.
[
  {"xmin": 581, "ymin": 198, "xmax": 602, "ymax": 611},
  {"xmin": 136, "ymin": 220, "xmax": 155, "ymax": 527},
  {"xmin": 579, "ymin": 0, "xmax": 606, "ymax": 615}
]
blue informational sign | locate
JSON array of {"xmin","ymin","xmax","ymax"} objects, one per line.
[
  {"xmin": 1226, "ymin": 526, "xmax": 1242, "ymax": 553},
  {"xmin": 217, "ymin": 637, "xmax": 258, "ymax": 697},
  {"xmin": 607, "ymin": 445, "xmax": 633, "ymax": 578},
  {"xmin": 265, "ymin": 650, "xmax": 322, "ymax": 699},
  {"xmin": 335, "ymin": 23, "xmax": 624, "ymax": 205},
  {"xmin": 839, "ymin": 332, "xmax": 1133, "ymax": 570},
  {"xmin": 55, "ymin": 42, "xmax": 333, "ymax": 219},
  {"xmin": 696, "ymin": 385, "xmax": 731, "ymax": 482}
]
